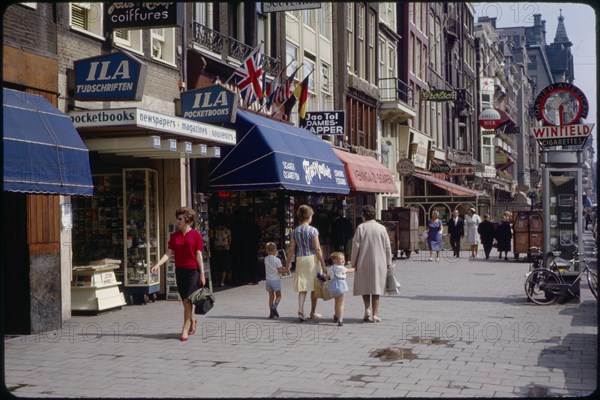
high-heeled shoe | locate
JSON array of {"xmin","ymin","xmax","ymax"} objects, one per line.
[
  {"xmin": 298, "ymin": 312, "xmax": 307, "ymax": 322},
  {"xmin": 363, "ymin": 308, "xmax": 371, "ymax": 322},
  {"xmin": 180, "ymin": 335, "xmax": 188, "ymax": 341},
  {"xmin": 189, "ymin": 319, "xmax": 197, "ymax": 335}
]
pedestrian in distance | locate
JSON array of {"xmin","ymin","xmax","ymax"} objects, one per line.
[
  {"xmin": 322, "ymin": 251, "xmax": 355, "ymax": 327},
  {"xmin": 495, "ymin": 211, "xmax": 513, "ymax": 260},
  {"xmin": 426, "ymin": 210, "xmax": 444, "ymax": 261},
  {"xmin": 351, "ymin": 204, "xmax": 393, "ymax": 323},
  {"xmin": 264, "ymin": 242, "xmax": 288, "ymax": 319},
  {"xmin": 285, "ymin": 205, "xmax": 327, "ymax": 322},
  {"xmin": 465, "ymin": 207, "xmax": 481, "ymax": 258},
  {"xmin": 447, "ymin": 209, "xmax": 465, "ymax": 258},
  {"xmin": 330, "ymin": 207, "xmax": 354, "ymax": 261},
  {"xmin": 210, "ymin": 212, "xmax": 232, "ymax": 287},
  {"xmin": 477, "ymin": 214, "xmax": 496, "ymax": 260},
  {"xmin": 151, "ymin": 207, "xmax": 205, "ymax": 342}
]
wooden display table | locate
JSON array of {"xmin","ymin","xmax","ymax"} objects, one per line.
[{"xmin": 72, "ymin": 260, "xmax": 126, "ymax": 313}]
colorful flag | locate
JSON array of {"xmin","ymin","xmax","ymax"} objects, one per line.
[
  {"xmin": 232, "ymin": 44, "xmax": 263, "ymax": 107},
  {"xmin": 293, "ymin": 75, "xmax": 310, "ymax": 120}
]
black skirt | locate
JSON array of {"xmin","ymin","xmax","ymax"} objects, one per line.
[{"xmin": 175, "ymin": 268, "xmax": 201, "ymax": 301}]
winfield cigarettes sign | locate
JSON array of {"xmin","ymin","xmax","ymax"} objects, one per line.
[{"xmin": 531, "ymin": 124, "xmax": 594, "ymax": 147}]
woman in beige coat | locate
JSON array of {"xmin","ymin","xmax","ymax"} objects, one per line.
[{"xmin": 351, "ymin": 204, "xmax": 393, "ymax": 322}]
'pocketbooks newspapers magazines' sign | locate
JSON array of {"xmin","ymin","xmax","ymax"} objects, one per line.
[{"xmin": 300, "ymin": 111, "xmax": 345, "ymax": 135}]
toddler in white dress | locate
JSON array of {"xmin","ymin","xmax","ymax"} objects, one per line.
[{"xmin": 324, "ymin": 252, "xmax": 355, "ymax": 326}]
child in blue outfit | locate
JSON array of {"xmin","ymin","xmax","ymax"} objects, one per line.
[
  {"xmin": 323, "ymin": 252, "xmax": 355, "ymax": 326},
  {"xmin": 264, "ymin": 242, "xmax": 288, "ymax": 319}
]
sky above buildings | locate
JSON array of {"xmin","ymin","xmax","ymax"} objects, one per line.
[{"xmin": 473, "ymin": 2, "xmax": 597, "ymax": 158}]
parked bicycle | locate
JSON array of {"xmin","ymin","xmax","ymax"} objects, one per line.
[{"xmin": 524, "ymin": 251, "xmax": 598, "ymax": 305}]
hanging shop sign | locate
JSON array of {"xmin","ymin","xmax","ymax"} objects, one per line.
[
  {"xmin": 74, "ymin": 52, "xmax": 147, "ymax": 101},
  {"xmin": 429, "ymin": 161, "xmax": 452, "ymax": 173},
  {"xmin": 261, "ymin": 3, "xmax": 321, "ymax": 13},
  {"xmin": 478, "ymin": 108, "xmax": 501, "ymax": 129},
  {"xmin": 181, "ymin": 85, "xmax": 238, "ymax": 124},
  {"xmin": 422, "ymin": 90, "xmax": 457, "ymax": 102},
  {"xmin": 449, "ymin": 166, "xmax": 475, "ymax": 176},
  {"xmin": 299, "ymin": 111, "xmax": 345, "ymax": 135},
  {"xmin": 104, "ymin": 2, "xmax": 184, "ymax": 31},
  {"xmin": 396, "ymin": 158, "xmax": 415, "ymax": 177}
]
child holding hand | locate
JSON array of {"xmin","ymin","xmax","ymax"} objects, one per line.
[
  {"xmin": 264, "ymin": 242, "xmax": 288, "ymax": 319},
  {"xmin": 323, "ymin": 252, "xmax": 355, "ymax": 326}
]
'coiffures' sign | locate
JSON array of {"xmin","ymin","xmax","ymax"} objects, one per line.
[
  {"xmin": 74, "ymin": 51, "xmax": 147, "ymax": 101},
  {"xmin": 104, "ymin": 2, "xmax": 184, "ymax": 31}
]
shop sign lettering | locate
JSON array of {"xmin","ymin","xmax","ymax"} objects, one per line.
[
  {"xmin": 299, "ymin": 111, "xmax": 345, "ymax": 135},
  {"xmin": 74, "ymin": 52, "xmax": 147, "ymax": 101},
  {"xmin": 303, "ymin": 160, "xmax": 332, "ymax": 185},
  {"xmin": 181, "ymin": 85, "xmax": 238, "ymax": 123},
  {"xmin": 105, "ymin": 2, "xmax": 184, "ymax": 31},
  {"xmin": 422, "ymin": 90, "xmax": 457, "ymax": 102}
]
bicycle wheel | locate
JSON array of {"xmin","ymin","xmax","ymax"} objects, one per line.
[
  {"xmin": 586, "ymin": 269, "xmax": 598, "ymax": 299},
  {"xmin": 525, "ymin": 269, "xmax": 560, "ymax": 305}
]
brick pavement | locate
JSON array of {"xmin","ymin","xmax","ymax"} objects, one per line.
[{"xmin": 3, "ymin": 235, "xmax": 597, "ymax": 398}]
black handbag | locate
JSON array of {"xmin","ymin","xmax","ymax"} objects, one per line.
[{"xmin": 189, "ymin": 287, "xmax": 215, "ymax": 315}]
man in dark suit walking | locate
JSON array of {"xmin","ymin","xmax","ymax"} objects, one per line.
[{"xmin": 447, "ymin": 209, "xmax": 464, "ymax": 258}]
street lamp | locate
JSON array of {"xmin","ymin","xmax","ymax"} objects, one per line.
[{"xmin": 527, "ymin": 188, "xmax": 537, "ymax": 211}]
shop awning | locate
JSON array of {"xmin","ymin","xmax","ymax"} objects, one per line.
[
  {"xmin": 413, "ymin": 171, "xmax": 485, "ymax": 197},
  {"xmin": 332, "ymin": 148, "xmax": 398, "ymax": 194},
  {"xmin": 3, "ymin": 88, "xmax": 93, "ymax": 196},
  {"xmin": 208, "ymin": 110, "xmax": 349, "ymax": 194}
]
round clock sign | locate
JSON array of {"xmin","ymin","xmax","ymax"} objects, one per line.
[{"xmin": 533, "ymin": 83, "xmax": 588, "ymax": 126}]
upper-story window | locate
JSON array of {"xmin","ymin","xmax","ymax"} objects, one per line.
[
  {"xmin": 286, "ymin": 41, "xmax": 298, "ymax": 74},
  {"xmin": 193, "ymin": 2, "xmax": 214, "ymax": 29},
  {"xmin": 303, "ymin": 9, "xmax": 316, "ymax": 30},
  {"xmin": 318, "ymin": 3, "xmax": 332, "ymax": 41},
  {"xmin": 347, "ymin": 4, "xmax": 354, "ymax": 72},
  {"xmin": 151, "ymin": 28, "xmax": 176, "ymax": 66},
  {"xmin": 303, "ymin": 53, "xmax": 316, "ymax": 92},
  {"xmin": 357, "ymin": 4, "xmax": 365, "ymax": 78},
  {"xmin": 113, "ymin": 29, "xmax": 143, "ymax": 54},
  {"xmin": 379, "ymin": 2, "xmax": 396, "ymax": 28},
  {"xmin": 321, "ymin": 61, "xmax": 331, "ymax": 93},
  {"xmin": 367, "ymin": 10, "xmax": 376, "ymax": 84},
  {"xmin": 70, "ymin": 2, "xmax": 103, "ymax": 39}
]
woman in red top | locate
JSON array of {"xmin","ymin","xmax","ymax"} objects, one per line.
[{"xmin": 151, "ymin": 207, "xmax": 205, "ymax": 341}]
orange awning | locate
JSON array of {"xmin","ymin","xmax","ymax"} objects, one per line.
[
  {"xmin": 333, "ymin": 148, "xmax": 398, "ymax": 194},
  {"xmin": 413, "ymin": 171, "xmax": 484, "ymax": 197}
]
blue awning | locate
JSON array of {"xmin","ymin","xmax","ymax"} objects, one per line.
[
  {"xmin": 3, "ymin": 88, "xmax": 93, "ymax": 196},
  {"xmin": 208, "ymin": 110, "xmax": 349, "ymax": 194}
]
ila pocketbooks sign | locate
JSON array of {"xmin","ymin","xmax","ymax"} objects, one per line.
[
  {"xmin": 74, "ymin": 51, "xmax": 147, "ymax": 101},
  {"xmin": 181, "ymin": 85, "xmax": 238, "ymax": 124}
]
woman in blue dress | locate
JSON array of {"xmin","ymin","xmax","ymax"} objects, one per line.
[{"xmin": 427, "ymin": 210, "xmax": 443, "ymax": 261}]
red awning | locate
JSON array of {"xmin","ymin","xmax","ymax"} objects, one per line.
[
  {"xmin": 413, "ymin": 171, "xmax": 485, "ymax": 197},
  {"xmin": 333, "ymin": 148, "xmax": 398, "ymax": 193}
]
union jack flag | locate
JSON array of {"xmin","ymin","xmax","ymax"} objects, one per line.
[{"xmin": 232, "ymin": 44, "xmax": 264, "ymax": 107}]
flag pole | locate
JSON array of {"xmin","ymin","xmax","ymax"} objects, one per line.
[
  {"xmin": 223, "ymin": 42, "xmax": 263, "ymax": 86},
  {"xmin": 270, "ymin": 64, "xmax": 304, "ymax": 115},
  {"xmin": 256, "ymin": 59, "xmax": 295, "ymax": 113}
]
